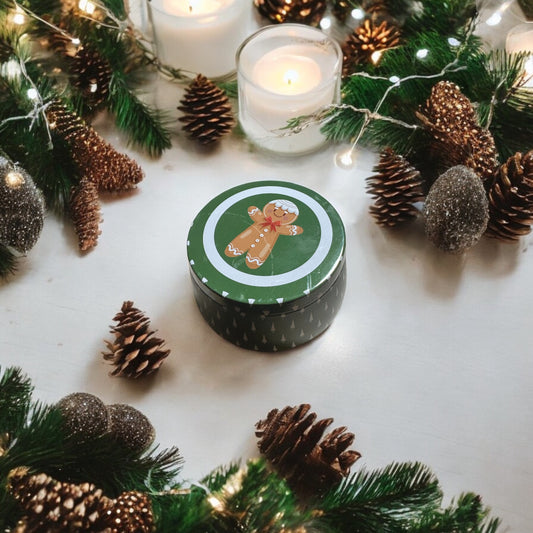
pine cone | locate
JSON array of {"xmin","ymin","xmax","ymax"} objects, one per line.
[
  {"xmin": 46, "ymin": 101, "xmax": 144, "ymax": 192},
  {"xmin": 69, "ymin": 178, "xmax": 102, "ymax": 251},
  {"xmin": 103, "ymin": 301, "xmax": 170, "ymax": 378},
  {"xmin": 70, "ymin": 46, "xmax": 112, "ymax": 110},
  {"xmin": 8, "ymin": 468, "xmax": 112, "ymax": 532},
  {"xmin": 342, "ymin": 17, "xmax": 401, "ymax": 76},
  {"xmin": 485, "ymin": 150, "xmax": 533, "ymax": 242},
  {"xmin": 256, "ymin": 404, "xmax": 361, "ymax": 497},
  {"xmin": 253, "ymin": 0, "xmax": 327, "ymax": 25},
  {"xmin": 416, "ymin": 81, "xmax": 498, "ymax": 183},
  {"xmin": 366, "ymin": 148, "xmax": 425, "ymax": 227},
  {"xmin": 98, "ymin": 490, "xmax": 154, "ymax": 533},
  {"xmin": 178, "ymin": 75, "xmax": 234, "ymax": 145}
]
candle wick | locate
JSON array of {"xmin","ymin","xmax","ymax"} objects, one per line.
[{"xmin": 188, "ymin": 3, "xmax": 193, "ymax": 12}]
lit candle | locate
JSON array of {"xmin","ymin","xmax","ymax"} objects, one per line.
[
  {"xmin": 506, "ymin": 23, "xmax": 533, "ymax": 87},
  {"xmin": 237, "ymin": 25, "xmax": 342, "ymax": 154},
  {"xmin": 148, "ymin": 0, "xmax": 247, "ymax": 77}
]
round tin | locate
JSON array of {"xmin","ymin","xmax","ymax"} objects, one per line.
[{"xmin": 187, "ymin": 181, "xmax": 346, "ymax": 351}]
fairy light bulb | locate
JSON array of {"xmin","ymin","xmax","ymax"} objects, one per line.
[
  {"xmin": 389, "ymin": 75, "xmax": 400, "ymax": 84},
  {"xmin": 78, "ymin": 0, "xmax": 96, "ymax": 14},
  {"xmin": 26, "ymin": 88, "xmax": 38, "ymax": 100},
  {"xmin": 416, "ymin": 48, "xmax": 429, "ymax": 59},
  {"xmin": 335, "ymin": 148, "xmax": 356, "ymax": 170},
  {"xmin": 320, "ymin": 16, "xmax": 331, "ymax": 30},
  {"xmin": 12, "ymin": 6, "xmax": 26, "ymax": 24},
  {"xmin": 5, "ymin": 171, "xmax": 25, "ymax": 188},
  {"xmin": 371, "ymin": 50, "xmax": 383, "ymax": 64},
  {"xmin": 351, "ymin": 8, "xmax": 364, "ymax": 20},
  {"xmin": 71, "ymin": 37, "xmax": 81, "ymax": 45}
]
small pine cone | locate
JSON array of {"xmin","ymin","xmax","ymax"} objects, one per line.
[
  {"xmin": 8, "ymin": 468, "xmax": 112, "ymax": 532},
  {"xmin": 416, "ymin": 81, "xmax": 499, "ymax": 183},
  {"xmin": 253, "ymin": 0, "xmax": 327, "ymax": 26},
  {"xmin": 486, "ymin": 150, "xmax": 533, "ymax": 242},
  {"xmin": 342, "ymin": 17, "xmax": 401, "ymax": 76},
  {"xmin": 70, "ymin": 46, "xmax": 112, "ymax": 110},
  {"xmin": 366, "ymin": 148, "xmax": 425, "ymax": 227},
  {"xmin": 178, "ymin": 75, "xmax": 234, "ymax": 145},
  {"xmin": 97, "ymin": 491, "xmax": 154, "ymax": 533},
  {"xmin": 103, "ymin": 301, "xmax": 170, "ymax": 378},
  {"xmin": 46, "ymin": 101, "xmax": 144, "ymax": 192},
  {"xmin": 70, "ymin": 178, "xmax": 102, "ymax": 251},
  {"xmin": 256, "ymin": 404, "xmax": 361, "ymax": 498}
]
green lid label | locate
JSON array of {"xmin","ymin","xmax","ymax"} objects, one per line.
[{"xmin": 188, "ymin": 182, "xmax": 345, "ymax": 304}]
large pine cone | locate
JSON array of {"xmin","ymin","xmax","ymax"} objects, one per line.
[
  {"xmin": 342, "ymin": 17, "xmax": 401, "ymax": 76},
  {"xmin": 46, "ymin": 101, "xmax": 144, "ymax": 192},
  {"xmin": 8, "ymin": 468, "xmax": 112, "ymax": 532},
  {"xmin": 103, "ymin": 301, "xmax": 170, "ymax": 378},
  {"xmin": 366, "ymin": 148, "xmax": 425, "ymax": 227},
  {"xmin": 256, "ymin": 404, "xmax": 361, "ymax": 497},
  {"xmin": 178, "ymin": 75, "xmax": 234, "ymax": 145},
  {"xmin": 254, "ymin": 0, "xmax": 326, "ymax": 26},
  {"xmin": 485, "ymin": 150, "xmax": 533, "ymax": 242},
  {"xmin": 69, "ymin": 46, "xmax": 112, "ymax": 110},
  {"xmin": 416, "ymin": 81, "xmax": 498, "ymax": 183}
]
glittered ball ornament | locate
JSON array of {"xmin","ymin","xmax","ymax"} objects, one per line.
[
  {"xmin": 424, "ymin": 166, "xmax": 489, "ymax": 253},
  {"xmin": 0, "ymin": 157, "xmax": 45, "ymax": 253},
  {"xmin": 57, "ymin": 392, "xmax": 109, "ymax": 441},
  {"xmin": 107, "ymin": 403, "xmax": 155, "ymax": 453}
]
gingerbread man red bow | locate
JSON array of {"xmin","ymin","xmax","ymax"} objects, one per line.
[{"xmin": 225, "ymin": 199, "xmax": 304, "ymax": 269}]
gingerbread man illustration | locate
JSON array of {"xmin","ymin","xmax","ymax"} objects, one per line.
[{"xmin": 225, "ymin": 199, "xmax": 303, "ymax": 269}]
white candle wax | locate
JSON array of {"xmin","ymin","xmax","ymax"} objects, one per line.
[
  {"xmin": 237, "ymin": 26, "xmax": 342, "ymax": 155},
  {"xmin": 506, "ymin": 24, "xmax": 533, "ymax": 87},
  {"xmin": 149, "ymin": 0, "xmax": 246, "ymax": 77}
]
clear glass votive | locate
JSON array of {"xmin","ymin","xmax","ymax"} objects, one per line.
[
  {"xmin": 236, "ymin": 24, "xmax": 342, "ymax": 155},
  {"xmin": 149, "ymin": 0, "xmax": 247, "ymax": 77}
]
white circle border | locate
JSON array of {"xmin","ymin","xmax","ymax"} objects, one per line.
[{"xmin": 202, "ymin": 185, "xmax": 333, "ymax": 287}]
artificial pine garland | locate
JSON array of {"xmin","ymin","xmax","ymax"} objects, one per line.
[{"xmin": 0, "ymin": 366, "xmax": 502, "ymax": 532}]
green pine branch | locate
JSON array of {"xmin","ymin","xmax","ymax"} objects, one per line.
[
  {"xmin": 108, "ymin": 73, "xmax": 172, "ymax": 158},
  {"xmin": 318, "ymin": 462, "xmax": 442, "ymax": 532}
]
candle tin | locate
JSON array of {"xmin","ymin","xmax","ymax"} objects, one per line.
[{"xmin": 187, "ymin": 181, "xmax": 346, "ymax": 351}]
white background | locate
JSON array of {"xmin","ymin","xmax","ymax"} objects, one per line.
[{"xmin": 2, "ymin": 4, "xmax": 533, "ymax": 531}]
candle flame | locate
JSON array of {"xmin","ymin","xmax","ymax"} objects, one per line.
[{"xmin": 283, "ymin": 69, "xmax": 299, "ymax": 86}]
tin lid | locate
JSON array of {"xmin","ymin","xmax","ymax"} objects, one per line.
[{"xmin": 187, "ymin": 181, "xmax": 345, "ymax": 306}]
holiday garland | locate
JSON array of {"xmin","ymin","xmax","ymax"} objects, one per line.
[
  {"xmin": 0, "ymin": 365, "xmax": 502, "ymax": 532},
  {"xmin": 0, "ymin": 0, "xmax": 532, "ymax": 274}
]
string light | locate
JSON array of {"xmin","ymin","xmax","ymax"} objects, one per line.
[
  {"xmin": 26, "ymin": 88, "xmax": 38, "ymax": 100},
  {"xmin": 371, "ymin": 51, "xmax": 383, "ymax": 64},
  {"xmin": 351, "ymin": 8, "xmax": 364, "ymax": 20},
  {"xmin": 12, "ymin": 5, "xmax": 26, "ymax": 24},
  {"xmin": 320, "ymin": 17, "xmax": 331, "ymax": 30},
  {"xmin": 416, "ymin": 48, "xmax": 429, "ymax": 59},
  {"xmin": 78, "ymin": 0, "xmax": 96, "ymax": 14},
  {"xmin": 5, "ymin": 171, "xmax": 25, "ymax": 188},
  {"xmin": 332, "ymin": 57, "xmax": 467, "ymax": 170}
]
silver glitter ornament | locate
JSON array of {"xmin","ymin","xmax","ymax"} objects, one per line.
[
  {"xmin": 107, "ymin": 403, "xmax": 155, "ymax": 453},
  {"xmin": 0, "ymin": 157, "xmax": 45, "ymax": 253},
  {"xmin": 57, "ymin": 392, "xmax": 109, "ymax": 441},
  {"xmin": 424, "ymin": 165, "xmax": 489, "ymax": 253}
]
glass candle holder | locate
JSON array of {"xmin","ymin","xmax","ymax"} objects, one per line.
[
  {"xmin": 148, "ymin": 0, "xmax": 247, "ymax": 77},
  {"xmin": 236, "ymin": 24, "xmax": 342, "ymax": 155},
  {"xmin": 506, "ymin": 22, "xmax": 533, "ymax": 87}
]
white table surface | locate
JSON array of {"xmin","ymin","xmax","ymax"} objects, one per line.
[{"xmin": 2, "ymin": 71, "xmax": 533, "ymax": 532}]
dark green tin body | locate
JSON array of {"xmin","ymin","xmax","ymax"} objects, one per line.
[{"xmin": 187, "ymin": 181, "xmax": 346, "ymax": 351}]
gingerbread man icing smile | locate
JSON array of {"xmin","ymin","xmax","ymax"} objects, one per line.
[{"xmin": 225, "ymin": 199, "xmax": 304, "ymax": 269}]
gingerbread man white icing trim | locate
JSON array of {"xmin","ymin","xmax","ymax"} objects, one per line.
[{"xmin": 225, "ymin": 199, "xmax": 304, "ymax": 270}]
